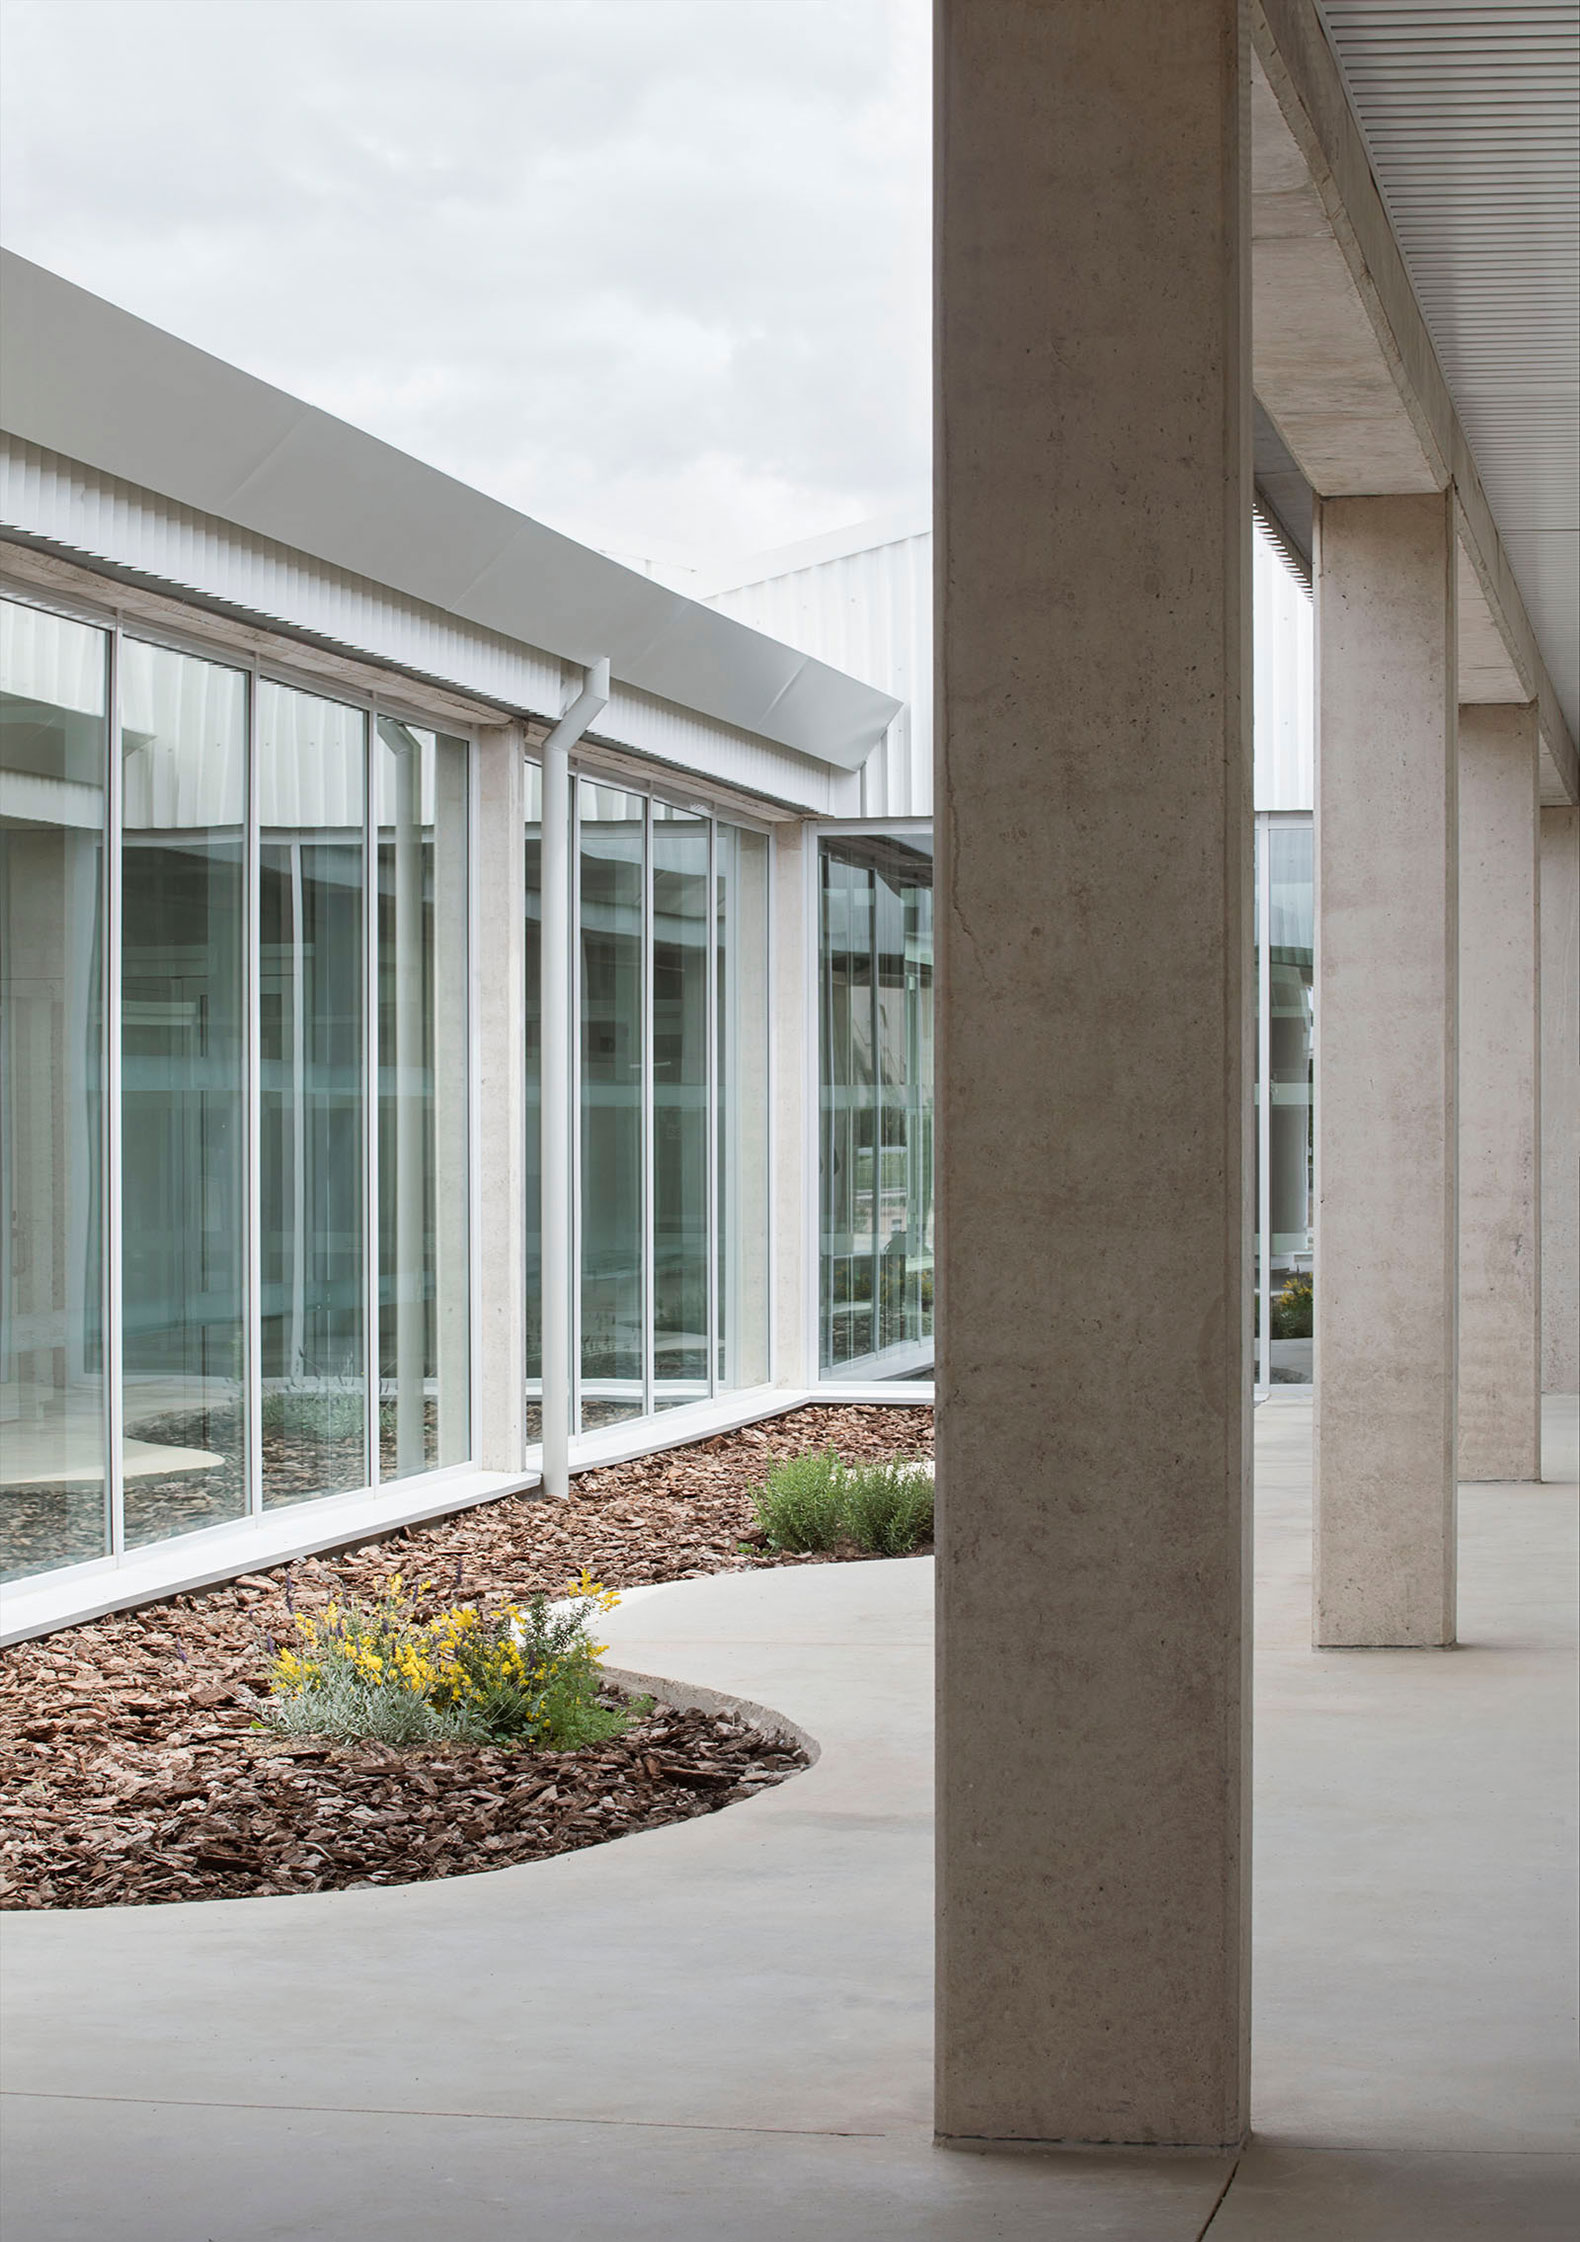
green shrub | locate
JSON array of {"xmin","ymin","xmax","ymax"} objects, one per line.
[
  {"xmin": 752, "ymin": 1450, "xmax": 933, "ymax": 1557},
  {"xmin": 840, "ymin": 1459, "xmax": 934, "ymax": 1556},
  {"xmin": 751, "ymin": 1449, "xmax": 848, "ymax": 1552},
  {"xmin": 261, "ymin": 1569, "xmax": 638, "ymax": 1751}
]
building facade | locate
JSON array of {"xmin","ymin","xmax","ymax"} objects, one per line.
[
  {"xmin": 706, "ymin": 513, "xmax": 1321, "ymax": 1386},
  {"xmin": 0, "ymin": 253, "xmax": 913, "ymax": 1624}
]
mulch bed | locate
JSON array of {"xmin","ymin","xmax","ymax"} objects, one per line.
[
  {"xmin": 0, "ymin": 1700, "xmax": 806, "ymax": 1912},
  {"xmin": 0, "ymin": 1404, "xmax": 929, "ymax": 1912}
]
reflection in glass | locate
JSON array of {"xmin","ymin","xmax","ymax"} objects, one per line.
[
  {"xmin": 120, "ymin": 638, "xmax": 249, "ymax": 1546},
  {"xmin": 0, "ymin": 600, "xmax": 109, "ymax": 1578},
  {"xmin": 717, "ymin": 824, "xmax": 770, "ymax": 1390},
  {"xmin": 524, "ymin": 760, "xmax": 543, "ymax": 1441},
  {"xmin": 1255, "ymin": 817, "xmax": 1315, "ymax": 1385},
  {"xmin": 377, "ymin": 721, "xmax": 470, "ymax": 1478},
  {"xmin": 652, "ymin": 807, "xmax": 709, "ymax": 1410},
  {"xmin": 579, "ymin": 783, "xmax": 645, "ymax": 1429},
  {"xmin": 259, "ymin": 683, "xmax": 366, "ymax": 1506},
  {"xmin": 819, "ymin": 832, "xmax": 934, "ymax": 1376}
]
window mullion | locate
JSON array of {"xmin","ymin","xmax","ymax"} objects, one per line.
[{"xmin": 104, "ymin": 621, "xmax": 125, "ymax": 1559}]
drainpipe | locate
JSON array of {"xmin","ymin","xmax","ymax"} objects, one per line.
[{"xmin": 540, "ymin": 658, "xmax": 610, "ymax": 1498}]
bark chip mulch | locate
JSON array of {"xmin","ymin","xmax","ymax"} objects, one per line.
[
  {"xmin": 0, "ymin": 1701, "xmax": 806, "ymax": 1912},
  {"xmin": 1, "ymin": 1404, "xmax": 930, "ymax": 1912}
]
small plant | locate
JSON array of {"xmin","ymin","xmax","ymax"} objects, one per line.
[
  {"xmin": 752, "ymin": 1450, "xmax": 933, "ymax": 1557},
  {"xmin": 752, "ymin": 1449, "xmax": 848, "ymax": 1552},
  {"xmin": 840, "ymin": 1459, "xmax": 935, "ymax": 1556},
  {"xmin": 262, "ymin": 1569, "xmax": 635, "ymax": 1751}
]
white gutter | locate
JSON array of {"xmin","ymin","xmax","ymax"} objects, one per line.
[{"xmin": 540, "ymin": 658, "xmax": 610, "ymax": 1498}]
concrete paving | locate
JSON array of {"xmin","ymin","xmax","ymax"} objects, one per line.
[{"xmin": 1, "ymin": 1396, "xmax": 1575, "ymax": 2238}]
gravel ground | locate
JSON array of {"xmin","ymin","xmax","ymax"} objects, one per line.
[{"xmin": 0, "ymin": 1404, "xmax": 929, "ymax": 1911}]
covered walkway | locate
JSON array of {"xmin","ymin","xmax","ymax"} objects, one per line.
[{"xmin": 2, "ymin": 1397, "xmax": 1574, "ymax": 2239}]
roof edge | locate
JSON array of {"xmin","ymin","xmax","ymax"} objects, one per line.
[{"xmin": 0, "ymin": 250, "xmax": 900, "ymax": 773}]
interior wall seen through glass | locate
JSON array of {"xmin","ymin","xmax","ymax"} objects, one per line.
[
  {"xmin": 259, "ymin": 682, "xmax": 367, "ymax": 1508},
  {"xmin": 376, "ymin": 720, "xmax": 470, "ymax": 1478},
  {"xmin": 0, "ymin": 598, "xmax": 109, "ymax": 1579},
  {"xmin": 819, "ymin": 831, "xmax": 935, "ymax": 1378},
  {"xmin": 120, "ymin": 637, "xmax": 249, "ymax": 1549}
]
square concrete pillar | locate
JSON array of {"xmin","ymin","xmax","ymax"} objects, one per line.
[
  {"xmin": 1313, "ymin": 492, "xmax": 1457, "ymax": 1646},
  {"xmin": 935, "ymin": 0, "xmax": 1251, "ymax": 2149},
  {"xmin": 1458, "ymin": 703, "xmax": 1541, "ymax": 1479},
  {"xmin": 1542, "ymin": 805, "xmax": 1579, "ymax": 1393}
]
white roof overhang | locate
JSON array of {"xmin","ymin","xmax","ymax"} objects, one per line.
[{"xmin": 0, "ymin": 250, "xmax": 899, "ymax": 774}]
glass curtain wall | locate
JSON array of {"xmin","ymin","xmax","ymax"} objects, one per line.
[
  {"xmin": 259, "ymin": 683, "xmax": 366, "ymax": 1507},
  {"xmin": 819, "ymin": 830, "xmax": 935, "ymax": 1378},
  {"xmin": 376, "ymin": 721, "xmax": 471, "ymax": 1477},
  {"xmin": 577, "ymin": 784, "xmax": 646, "ymax": 1429},
  {"xmin": 524, "ymin": 760, "xmax": 543, "ymax": 1440},
  {"xmin": 548, "ymin": 773, "xmax": 769, "ymax": 1436},
  {"xmin": 0, "ymin": 600, "xmax": 109, "ymax": 1579},
  {"xmin": 120, "ymin": 638, "xmax": 249, "ymax": 1548},
  {"xmin": 0, "ymin": 589, "xmax": 474, "ymax": 1583},
  {"xmin": 652, "ymin": 805, "xmax": 710, "ymax": 1411},
  {"xmin": 716, "ymin": 824, "xmax": 770, "ymax": 1391},
  {"xmin": 1254, "ymin": 812, "xmax": 1315, "ymax": 1386}
]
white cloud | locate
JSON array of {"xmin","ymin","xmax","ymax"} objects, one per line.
[{"xmin": 0, "ymin": 0, "xmax": 930, "ymax": 567}]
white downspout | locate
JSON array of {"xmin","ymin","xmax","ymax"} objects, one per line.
[{"xmin": 540, "ymin": 658, "xmax": 610, "ymax": 1498}]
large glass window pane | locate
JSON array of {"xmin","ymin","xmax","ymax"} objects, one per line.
[
  {"xmin": 819, "ymin": 831, "xmax": 934, "ymax": 1378},
  {"xmin": 717, "ymin": 823, "xmax": 770, "ymax": 1391},
  {"xmin": 376, "ymin": 721, "xmax": 470, "ymax": 1478},
  {"xmin": 1269, "ymin": 819, "xmax": 1314, "ymax": 1380},
  {"xmin": 578, "ymin": 782, "xmax": 644, "ymax": 1429},
  {"xmin": 524, "ymin": 759, "xmax": 543, "ymax": 1442},
  {"xmin": 0, "ymin": 600, "xmax": 109, "ymax": 1579},
  {"xmin": 259, "ymin": 683, "xmax": 367, "ymax": 1506},
  {"xmin": 652, "ymin": 806, "xmax": 710, "ymax": 1411},
  {"xmin": 121, "ymin": 638, "xmax": 248, "ymax": 1546}
]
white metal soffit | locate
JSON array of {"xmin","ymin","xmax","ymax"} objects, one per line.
[
  {"xmin": 1319, "ymin": 1, "xmax": 1580, "ymax": 743},
  {"xmin": 0, "ymin": 251, "xmax": 899, "ymax": 772}
]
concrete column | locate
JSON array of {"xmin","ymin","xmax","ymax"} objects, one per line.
[
  {"xmin": 1314, "ymin": 492, "xmax": 1457, "ymax": 1646},
  {"xmin": 936, "ymin": 0, "xmax": 1250, "ymax": 2149},
  {"xmin": 1542, "ymin": 806, "xmax": 1579, "ymax": 1393},
  {"xmin": 1457, "ymin": 703, "xmax": 1541, "ymax": 1479},
  {"xmin": 472, "ymin": 726, "xmax": 528, "ymax": 1475}
]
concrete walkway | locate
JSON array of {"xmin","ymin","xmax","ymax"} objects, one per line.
[{"xmin": 2, "ymin": 1397, "xmax": 1575, "ymax": 2239}]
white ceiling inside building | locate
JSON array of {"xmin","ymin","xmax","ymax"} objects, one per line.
[{"xmin": 1319, "ymin": 1, "xmax": 1579, "ymax": 742}]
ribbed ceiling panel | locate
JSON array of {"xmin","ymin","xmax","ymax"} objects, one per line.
[{"xmin": 1320, "ymin": 2, "xmax": 1579, "ymax": 739}]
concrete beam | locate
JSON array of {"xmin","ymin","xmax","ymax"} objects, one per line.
[
  {"xmin": 1250, "ymin": 0, "xmax": 1577, "ymax": 808},
  {"xmin": 1251, "ymin": 57, "xmax": 1437, "ymax": 498}
]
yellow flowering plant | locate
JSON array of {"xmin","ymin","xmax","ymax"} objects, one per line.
[{"xmin": 262, "ymin": 1570, "xmax": 636, "ymax": 1750}]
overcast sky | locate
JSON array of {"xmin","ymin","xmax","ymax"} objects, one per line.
[{"xmin": 0, "ymin": 0, "xmax": 930, "ymax": 576}]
